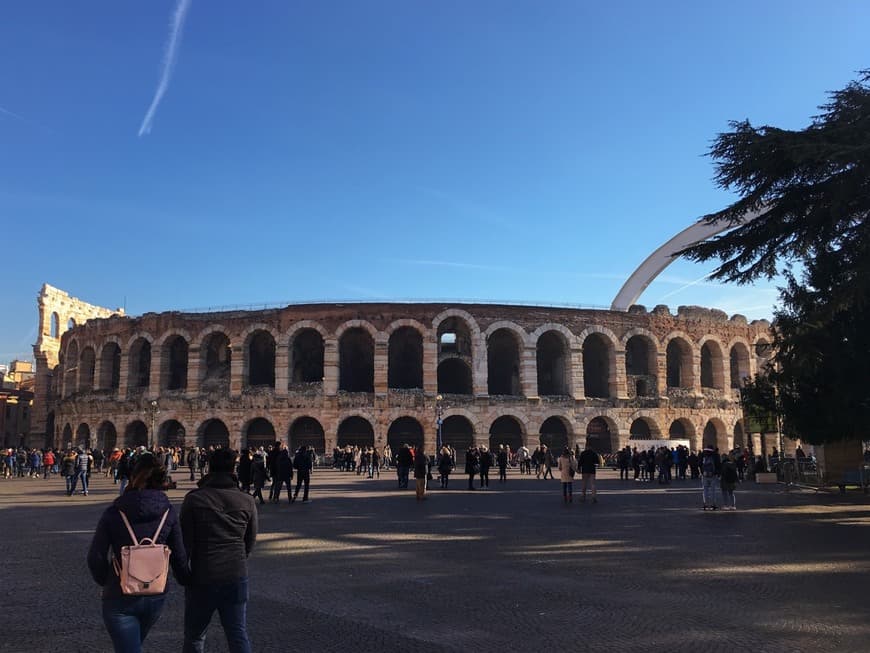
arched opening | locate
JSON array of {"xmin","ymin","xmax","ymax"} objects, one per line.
[
  {"xmin": 629, "ymin": 419, "xmax": 651, "ymax": 439},
  {"xmin": 585, "ymin": 417, "xmax": 613, "ymax": 454},
  {"xmin": 98, "ymin": 421, "xmax": 117, "ymax": 450},
  {"xmin": 201, "ymin": 332, "xmax": 232, "ymax": 389},
  {"xmin": 437, "ymin": 317, "xmax": 473, "ymax": 357},
  {"xmin": 583, "ymin": 333, "xmax": 612, "ymax": 398},
  {"xmin": 76, "ymin": 423, "xmax": 91, "ymax": 449},
  {"xmin": 244, "ymin": 418, "xmax": 276, "ymax": 451},
  {"xmin": 666, "ymin": 338, "xmax": 693, "ymax": 389},
  {"xmin": 487, "ymin": 329, "xmax": 521, "ymax": 396},
  {"xmin": 668, "ymin": 419, "xmax": 686, "ymax": 439},
  {"xmin": 700, "ymin": 341, "xmax": 724, "ymax": 389},
  {"xmin": 200, "ymin": 419, "xmax": 230, "ymax": 449},
  {"xmin": 441, "ymin": 415, "xmax": 474, "ymax": 462},
  {"xmin": 489, "ymin": 415, "xmax": 523, "ymax": 452},
  {"xmin": 163, "ymin": 335, "xmax": 189, "ymax": 391},
  {"xmin": 65, "ymin": 341, "xmax": 79, "ymax": 395},
  {"xmin": 159, "ymin": 419, "xmax": 186, "ymax": 448},
  {"xmin": 126, "ymin": 420, "xmax": 149, "ymax": 448},
  {"xmin": 99, "ymin": 342, "xmax": 121, "ymax": 391},
  {"xmin": 339, "ymin": 328, "xmax": 374, "ymax": 392},
  {"xmin": 702, "ymin": 420, "xmax": 723, "ymax": 449},
  {"xmin": 129, "ymin": 338, "xmax": 152, "ymax": 390},
  {"xmin": 289, "ymin": 417, "xmax": 325, "ymax": 454},
  {"xmin": 388, "ymin": 327, "xmax": 424, "ymax": 390},
  {"xmin": 539, "ymin": 416, "xmax": 569, "ymax": 453},
  {"xmin": 62, "ymin": 423, "xmax": 73, "ymax": 447},
  {"xmin": 291, "ymin": 329, "xmax": 325, "ymax": 384},
  {"xmin": 50, "ymin": 312, "xmax": 59, "ymax": 338},
  {"xmin": 536, "ymin": 331, "xmax": 569, "ymax": 396},
  {"xmin": 437, "ymin": 358, "xmax": 473, "ymax": 395},
  {"xmin": 247, "ymin": 330, "xmax": 276, "ymax": 388},
  {"xmin": 730, "ymin": 343, "xmax": 751, "ymax": 389},
  {"xmin": 626, "ymin": 335, "xmax": 656, "ymax": 397},
  {"xmin": 336, "ymin": 416, "xmax": 374, "ymax": 448},
  {"xmin": 79, "ymin": 347, "xmax": 96, "ymax": 393},
  {"xmin": 67, "ymin": 317, "xmax": 76, "ymax": 330},
  {"xmin": 755, "ymin": 338, "xmax": 773, "ymax": 374},
  {"xmin": 387, "ymin": 416, "xmax": 424, "ymax": 452}
]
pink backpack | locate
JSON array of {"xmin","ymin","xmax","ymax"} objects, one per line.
[{"xmin": 113, "ymin": 509, "xmax": 172, "ymax": 595}]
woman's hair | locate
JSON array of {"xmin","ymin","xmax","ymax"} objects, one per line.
[{"xmin": 127, "ymin": 453, "xmax": 168, "ymax": 491}]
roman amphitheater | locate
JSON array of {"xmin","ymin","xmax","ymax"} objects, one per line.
[{"xmin": 32, "ymin": 283, "xmax": 777, "ymax": 457}]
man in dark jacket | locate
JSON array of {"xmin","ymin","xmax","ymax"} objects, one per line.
[
  {"xmin": 292, "ymin": 445, "xmax": 313, "ymax": 502},
  {"xmin": 578, "ymin": 441, "xmax": 600, "ymax": 503},
  {"xmin": 181, "ymin": 448, "xmax": 258, "ymax": 653}
]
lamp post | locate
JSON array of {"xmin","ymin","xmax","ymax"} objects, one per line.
[
  {"xmin": 147, "ymin": 399, "xmax": 159, "ymax": 450},
  {"xmin": 435, "ymin": 394, "xmax": 444, "ymax": 453}
]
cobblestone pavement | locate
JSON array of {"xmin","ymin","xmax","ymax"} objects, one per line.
[{"xmin": 3, "ymin": 468, "xmax": 870, "ymax": 652}]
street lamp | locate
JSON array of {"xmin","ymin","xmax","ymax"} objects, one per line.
[
  {"xmin": 147, "ymin": 399, "xmax": 160, "ymax": 450},
  {"xmin": 435, "ymin": 394, "xmax": 444, "ymax": 452}
]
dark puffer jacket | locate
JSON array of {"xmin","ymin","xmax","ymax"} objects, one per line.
[
  {"xmin": 87, "ymin": 489, "xmax": 190, "ymax": 599},
  {"xmin": 180, "ymin": 472, "xmax": 258, "ymax": 585}
]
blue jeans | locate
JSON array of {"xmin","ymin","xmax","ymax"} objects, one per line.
[
  {"xmin": 102, "ymin": 595, "xmax": 166, "ymax": 653},
  {"xmin": 397, "ymin": 465, "xmax": 409, "ymax": 488},
  {"xmin": 702, "ymin": 475, "xmax": 718, "ymax": 507},
  {"xmin": 183, "ymin": 578, "xmax": 251, "ymax": 653},
  {"xmin": 65, "ymin": 474, "xmax": 76, "ymax": 495},
  {"xmin": 71, "ymin": 470, "xmax": 88, "ymax": 494}
]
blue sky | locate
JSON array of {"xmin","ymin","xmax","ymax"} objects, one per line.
[{"xmin": 1, "ymin": 1, "xmax": 868, "ymax": 361}]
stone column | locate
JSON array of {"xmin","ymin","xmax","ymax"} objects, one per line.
[
  {"xmin": 186, "ymin": 346, "xmax": 201, "ymax": 395},
  {"xmin": 521, "ymin": 346, "xmax": 537, "ymax": 397},
  {"xmin": 118, "ymin": 351, "xmax": 129, "ymax": 398},
  {"xmin": 473, "ymin": 336, "xmax": 487, "ymax": 396},
  {"xmin": 323, "ymin": 339, "xmax": 338, "ymax": 395},
  {"xmin": 147, "ymin": 344, "xmax": 161, "ymax": 400},
  {"xmin": 230, "ymin": 344, "xmax": 244, "ymax": 396},
  {"xmin": 374, "ymin": 336, "xmax": 388, "ymax": 394},
  {"xmin": 274, "ymin": 343, "xmax": 289, "ymax": 397},
  {"xmin": 570, "ymin": 346, "xmax": 584, "ymax": 398},
  {"xmin": 422, "ymin": 340, "xmax": 437, "ymax": 394},
  {"xmin": 614, "ymin": 349, "xmax": 628, "ymax": 399}
]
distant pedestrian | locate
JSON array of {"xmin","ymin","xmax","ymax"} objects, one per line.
[
  {"xmin": 479, "ymin": 446, "xmax": 491, "ymax": 489},
  {"xmin": 437, "ymin": 447, "xmax": 453, "ymax": 488},
  {"xmin": 496, "ymin": 445, "xmax": 509, "ymax": 483},
  {"xmin": 414, "ymin": 445, "xmax": 429, "ymax": 500},
  {"xmin": 292, "ymin": 445, "xmax": 312, "ymax": 502},
  {"xmin": 271, "ymin": 444, "xmax": 293, "ymax": 503},
  {"xmin": 465, "ymin": 447, "xmax": 479, "ymax": 490},
  {"xmin": 720, "ymin": 453, "xmax": 738, "ymax": 510},
  {"xmin": 250, "ymin": 449, "xmax": 267, "ymax": 505},
  {"xmin": 700, "ymin": 445, "xmax": 721, "ymax": 511},
  {"xmin": 558, "ymin": 447, "xmax": 577, "ymax": 503},
  {"xmin": 578, "ymin": 441, "xmax": 599, "ymax": 503}
]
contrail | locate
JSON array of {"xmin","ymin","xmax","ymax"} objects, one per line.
[
  {"xmin": 657, "ymin": 271, "xmax": 716, "ymax": 300},
  {"xmin": 0, "ymin": 105, "xmax": 27, "ymax": 122},
  {"xmin": 138, "ymin": 0, "xmax": 192, "ymax": 137}
]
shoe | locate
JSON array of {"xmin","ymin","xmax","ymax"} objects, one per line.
[
  {"xmin": 592, "ymin": 497, "xmax": 597, "ymax": 503},
  {"xmin": 302, "ymin": 498, "xmax": 309, "ymax": 503}
]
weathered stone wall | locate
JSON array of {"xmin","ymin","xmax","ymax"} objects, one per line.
[{"xmin": 40, "ymin": 294, "xmax": 775, "ymax": 455}]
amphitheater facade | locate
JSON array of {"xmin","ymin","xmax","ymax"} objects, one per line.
[{"xmin": 32, "ymin": 284, "xmax": 776, "ymax": 457}]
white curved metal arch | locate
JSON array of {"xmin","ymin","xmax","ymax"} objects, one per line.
[{"xmin": 611, "ymin": 209, "xmax": 763, "ymax": 311}]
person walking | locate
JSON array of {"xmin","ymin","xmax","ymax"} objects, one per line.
[
  {"xmin": 413, "ymin": 445, "xmax": 429, "ymax": 500},
  {"xmin": 61, "ymin": 449, "xmax": 78, "ymax": 495},
  {"xmin": 541, "ymin": 445, "xmax": 555, "ymax": 480},
  {"xmin": 700, "ymin": 445, "xmax": 721, "ymax": 510},
  {"xmin": 437, "ymin": 447, "xmax": 453, "ymax": 488},
  {"xmin": 70, "ymin": 448, "xmax": 94, "ymax": 496},
  {"xmin": 87, "ymin": 453, "xmax": 190, "ymax": 653},
  {"xmin": 479, "ymin": 446, "xmax": 492, "ymax": 489},
  {"xmin": 720, "ymin": 452, "xmax": 739, "ymax": 510},
  {"xmin": 465, "ymin": 446, "xmax": 479, "ymax": 490},
  {"xmin": 271, "ymin": 444, "xmax": 293, "ymax": 503},
  {"xmin": 181, "ymin": 448, "xmax": 257, "ymax": 653},
  {"xmin": 250, "ymin": 450, "xmax": 267, "ymax": 505},
  {"xmin": 557, "ymin": 447, "xmax": 577, "ymax": 503},
  {"xmin": 292, "ymin": 444, "xmax": 313, "ymax": 502},
  {"xmin": 496, "ymin": 445, "xmax": 509, "ymax": 483},
  {"xmin": 578, "ymin": 441, "xmax": 599, "ymax": 503}
]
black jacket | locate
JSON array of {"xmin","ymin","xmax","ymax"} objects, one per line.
[
  {"xmin": 87, "ymin": 489, "xmax": 190, "ymax": 599},
  {"xmin": 180, "ymin": 473, "xmax": 258, "ymax": 585}
]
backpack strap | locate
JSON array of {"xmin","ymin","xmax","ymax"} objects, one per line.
[
  {"xmin": 151, "ymin": 509, "xmax": 170, "ymax": 543},
  {"xmin": 118, "ymin": 510, "xmax": 139, "ymax": 546}
]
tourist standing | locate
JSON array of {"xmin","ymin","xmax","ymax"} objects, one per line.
[
  {"xmin": 700, "ymin": 445, "xmax": 721, "ymax": 510},
  {"xmin": 181, "ymin": 448, "xmax": 257, "ymax": 653},
  {"xmin": 413, "ymin": 445, "xmax": 428, "ymax": 500},
  {"xmin": 496, "ymin": 445, "xmax": 509, "ymax": 483},
  {"xmin": 578, "ymin": 441, "xmax": 599, "ymax": 503},
  {"xmin": 479, "ymin": 446, "xmax": 492, "ymax": 489},
  {"xmin": 87, "ymin": 454, "xmax": 190, "ymax": 653},
  {"xmin": 396, "ymin": 444, "xmax": 413, "ymax": 489},
  {"xmin": 720, "ymin": 453, "xmax": 738, "ymax": 510},
  {"xmin": 271, "ymin": 444, "xmax": 293, "ymax": 503},
  {"xmin": 437, "ymin": 447, "xmax": 453, "ymax": 488},
  {"xmin": 465, "ymin": 446, "xmax": 479, "ymax": 490},
  {"xmin": 558, "ymin": 447, "xmax": 577, "ymax": 503},
  {"xmin": 292, "ymin": 444, "xmax": 313, "ymax": 502},
  {"xmin": 250, "ymin": 449, "xmax": 267, "ymax": 506}
]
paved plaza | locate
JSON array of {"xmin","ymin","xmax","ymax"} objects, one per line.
[{"xmin": 3, "ymin": 467, "xmax": 869, "ymax": 652}]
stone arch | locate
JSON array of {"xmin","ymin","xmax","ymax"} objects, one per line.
[
  {"xmin": 754, "ymin": 336, "xmax": 774, "ymax": 373},
  {"xmin": 62, "ymin": 423, "xmax": 73, "ymax": 446},
  {"xmin": 334, "ymin": 319, "xmax": 379, "ymax": 342},
  {"xmin": 432, "ymin": 308, "xmax": 481, "ymax": 341},
  {"xmin": 161, "ymin": 333, "xmax": 190, "ymax": 391},
  {"xmin": 581, "ymin": 331, "xmax": 615, "ymax": 398},
  {"xmin": 127, "ymin": 334, "xmax": 154, "ymax": 390},
  {"xmin": 199, "ymin": 328, "xmax": 232, "ymax": 389},
  {"xmin": 339, "ymin": 326, "xmax": 375, "ymax": 392},
  {"xmin": 539, "ymin": 415, "xmax": 572, "ymax": 453},
  {"xmin": 289, "ymin": 325, "xmax": 325, "ymax": 385},
  {"xmin": 668, "ymin": 417, "xmax": 696, "ymax": 443},
  {"xmin": 67, "ymin": 317, "xmax": 76, "ymax": 330},
  {"xmin": 97, "ymin": 420, "xmax": 118, "ymax": 450},
  {"xmin": 125, "ymin": 420, "xmax": 149, "ymax": 448},
  {"xmin": 628, "ymin": 415, "xmax": 662, "ymax": 439},
  {"xmin": 728, "ymin": 338, "xmax": 752, "ymax": 389},
  {"xmin": 437, "ymin": 358, "xmax": 473, "ymax": 395},
  {"xmin": 442, "ymin": 407, "xmax": 485, "ymax": 435},
  {"xmin": 664, "ymin": 332, "xmax": 695, "ymax": 389},
  {"xmin": 288, "ymin": 416, "xmax": 325, "ymax": 454},
  {"xmin": 388, "ymin": 325, "xmax": 424, "ymax": 390},
  {"xmin": 155, "ymin": 327, "xmax": 194, "ymax": 348},
  {"xmin": 198, "ymin": 418, "xmax": 230, "ymax": 449},
  {"xmin": 158, "ymin": 419, "xmax": 187, "ymax": 448},
  {"xmin": 387, "ymin": 416, "xmax": 424, "ymax": 451},
  {"xmin": 487, "ymin": 327, "xmax": 523, "ymax": 396},
  {"xmin": 50, "ymin": 312, "xmax": 60, "ymax": 338},
  {"xmin": 583, "ymin": 415, "xmax": 617, "ymax": 454},
  {"xmin": 79, "ymin": 346, "xmax": 96, "ymax": 393},
  {"xmin": 733, "ymin": 419, "xmax": 746, "ymax": 449},
  {"xmin": 699, "ymin": 335, "xmax": 726, "ymax": 390},
  {"xmin": 243, "ymin": 417, "xmax": 277, "ymax": 451},
  {"xmin": 64, "ymin": 339, "xmax": 80, "ymax": 395},
  {"xmin": 536, "ymin": 329, "xmax": 572, "ymax": 396},
  {"xmin": 99, "ymin": 338, "xmax": 122, "ymax": 391},
  {"xmin": 244, "ymin": 327, "xmax": 276, "ymax": 388},
  {"xmin": 624, "ymin": 330, "xmax": 658, "ymax": 397},
  {"xmin": 702, "ymin": 417, "xmax": 728, "ymax": 451},
  {"xmin": 336, "ymin": 415, "xmax": 375, "ymax": 448},
  {"xmin": 75, "ymin": 422, "xmax": 91, "ymax": 449},
  {"xmin": 489, "ymin": 415, "xmax": 525, "ymax": 452}
]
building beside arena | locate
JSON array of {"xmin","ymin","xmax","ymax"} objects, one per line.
[{"xmin": 31, "ymin": 283, "xmax": 776, "ymax": 456}]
